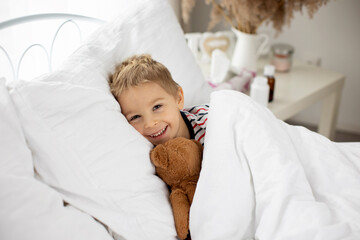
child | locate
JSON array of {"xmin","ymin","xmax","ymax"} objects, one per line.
[{"xmin": 109, "ymin": 54, "xmax": 209, "ymax": 146}]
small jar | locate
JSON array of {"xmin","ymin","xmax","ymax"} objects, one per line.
[{"xmin": 270, "ymin": 43, "xmax": 294, "ymax": 72}]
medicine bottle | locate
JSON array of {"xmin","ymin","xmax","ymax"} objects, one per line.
[
  {"xmin": 264, "ymin": 64, "xmax": 276, "ymax": 102},
  {"xmin": 250, "ymin": 76, "xmax": 269, "ymax": 107}
]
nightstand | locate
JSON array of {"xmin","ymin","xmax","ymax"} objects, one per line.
[
  {"xmin": 198, "ymin": 56, "xmax": 345, "ymax": 140},
  {"xmin": 257, "ymin": 57, "xmax": 345, "ymax": 140}
]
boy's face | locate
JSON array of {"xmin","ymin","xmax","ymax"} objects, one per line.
[{"xmin": 118, "ymin": 82, "xmax": 189, "ymax": 146}]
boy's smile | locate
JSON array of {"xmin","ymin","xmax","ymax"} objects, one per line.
[{"xmin": 118, "ymin": 81, "xmax": 190, "ymax": 145}]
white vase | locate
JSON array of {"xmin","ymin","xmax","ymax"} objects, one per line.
[{"xmin": 230, "ymin": 28, "xmax": 269, "ymax": 75}]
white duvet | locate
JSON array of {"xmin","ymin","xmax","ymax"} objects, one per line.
[{"xmin": 190, "ymin": 90, "xmax": 360, "ymax": 240}]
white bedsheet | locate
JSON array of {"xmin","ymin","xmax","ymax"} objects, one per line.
[{"xmin": 190, "ymin": 90, "xmax": 360, "ymax": 240}]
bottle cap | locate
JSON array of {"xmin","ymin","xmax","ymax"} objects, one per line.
[
  {"xmin": 264, "ymin": 64, "xmax": 275, "ymax": 76},
  {"xmin": 253, "ymin": 76, "xmax": 268, "ymax": 85},
  {"xmin": 271, "ymin": 43, "xmax": 294, "ymax": 56}
]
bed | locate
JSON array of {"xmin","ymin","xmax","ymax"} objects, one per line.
[{"xmin": 1, "ymin": 0, "xmax": 360, "ymax": 240}]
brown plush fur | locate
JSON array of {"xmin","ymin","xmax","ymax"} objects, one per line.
[{"xmin": 150, "ymin": 137, "xmax": 203, "ymax": 240}]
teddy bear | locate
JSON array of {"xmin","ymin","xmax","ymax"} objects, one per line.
[{"xmin": 150, "ymin": 137, "xmax": 203, "ymax": 240}]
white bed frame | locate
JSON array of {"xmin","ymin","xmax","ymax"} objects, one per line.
[{"xmin": 0, "ymin": 13, "xmax": 105, "ymax": 82}]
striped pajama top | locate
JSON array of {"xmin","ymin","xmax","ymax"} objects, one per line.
[{"xmin": 181, "ymin": 104, "xmax": 209, "ymax": 145}]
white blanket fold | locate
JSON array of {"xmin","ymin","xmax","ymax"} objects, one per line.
[{"xmin": 190, "ymin": 90, "xmax": 360, "ymax": 240}]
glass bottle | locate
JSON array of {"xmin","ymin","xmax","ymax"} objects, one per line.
[{"xmin": 264, "ymin": 64, "xmax": 276, "ymax": 102}]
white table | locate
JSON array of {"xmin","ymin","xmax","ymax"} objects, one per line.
[{"xmin": 257, "ymin": 58, "xmax": 345, "ymax": 140}]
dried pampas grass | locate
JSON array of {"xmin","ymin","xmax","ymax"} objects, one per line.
[{"xmin": 182, "ymin": 0, "xmax": 329, "ymax": 34}]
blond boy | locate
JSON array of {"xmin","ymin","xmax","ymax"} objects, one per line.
[{"xmin": 109, "ymin": 54, "xmax": 208, "ymax": 146}]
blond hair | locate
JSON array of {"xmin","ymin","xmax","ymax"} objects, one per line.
[{"xmin": 109, "ymin": 54, "xmax": 180, "ymax": 100}]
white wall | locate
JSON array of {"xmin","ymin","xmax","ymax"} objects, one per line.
[
  {"xmin": 0, "ymin": 0, "xmax": 180, "ymax": 22},
  {"xmin": 188, "ymin": 0, "xmax": 360, "ymax": 134},
  {"xmin": 0, "ymin": 0, "xmax": 118, "ymax": 22}
]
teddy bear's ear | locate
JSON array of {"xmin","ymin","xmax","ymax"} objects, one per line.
[{"xmin": 150, "ymin": 145, "xmax": 169, "ymax": 169}]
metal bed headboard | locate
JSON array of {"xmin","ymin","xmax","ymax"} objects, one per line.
[{"xmin": 0, "ymin": 13, "xmax": 105, "ymax": 82}]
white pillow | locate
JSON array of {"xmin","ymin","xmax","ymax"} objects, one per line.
[
  {"xmin": 6, "ymin": 1, "xmax": 211, "ymax": 238},
  {"xmin": 9, "ymin": 80, "xmax": 177, "ymax": 239},
  {"xmin": 38, "ymin": 0, "xmax": 212, "ymax": 107},
  {"xmin": 0, "ymin": 78, "xmax": 33, "ymax": 177},
  {"xmin": 0, "ymin": 78, "xmax": 113, "ymax": 240}
]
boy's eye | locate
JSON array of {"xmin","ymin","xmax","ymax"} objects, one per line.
[
  {"xmin": 153, "ymin": 104, "xmax": 162, "ymax": 111},
  {"xmin": 129, "ymin": 115, "xmax": 140, "ymax": 121}
]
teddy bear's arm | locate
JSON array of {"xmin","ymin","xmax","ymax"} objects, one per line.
[{"xmin": 170, "ymin": 188, "xmax": 190, "ymax": 240}]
